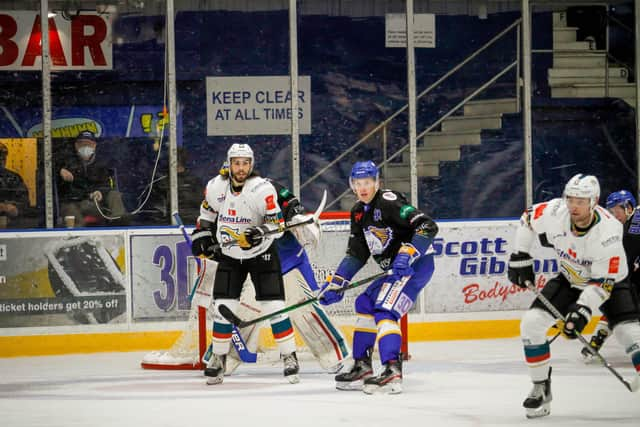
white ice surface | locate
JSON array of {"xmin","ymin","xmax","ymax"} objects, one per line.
[{"xmin": 0, "ymin": 337, "xmax": 638, "ymax": 427}]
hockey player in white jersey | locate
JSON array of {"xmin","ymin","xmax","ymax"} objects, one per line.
[
  {"xmin": 214, "ymin": 162, "xmax": 350, "ymax": 373},
  {"xmin": 190, "ymin": 143, "xmax": 299, "ymax": 385},
  {"xmin": 508, "ymin": 174, "xmax": 640, "ymax": 418}
]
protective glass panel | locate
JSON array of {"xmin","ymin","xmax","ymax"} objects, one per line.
[
  {"xmin": 50, "ymin": 2, "xmax": 168, "ymax": 228},
  {"xmin": 532, "ymin": 4, "xmax": 637, "ymax": 204},
  {"xmin": 297, "ymin": 2, "xmax": 408, "ymax": 212},
  {"xmin": 175, "ymin": 1, "xmax": 292, "ymax": 226},
  {"xmin": 414, "ymin": 1, "xmax": 524, "ymax": 219},
  {"xmin": 0, "ymin": 2, "xmax": 44, "ymax": 229}
]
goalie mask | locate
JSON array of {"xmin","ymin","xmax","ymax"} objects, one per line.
[
  {"xmin": 227, "ymin": 143, "xmax": 254, "ymax": 179},
  {"xmin": 563, "ymin": 174, "xmax": 600, "ymax": 210}
]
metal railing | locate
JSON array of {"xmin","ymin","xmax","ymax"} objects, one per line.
[
  {"xmin": 325, "ymin": 60, "xmax": 519, "ymax": 210},
  {"xmin": 604, "ymin": 10, "xmax": 635, "ymax": 96},
  {"xmin": 311, "ymin": 19, "xmax": 523, "ymax": 210},
  {"xmin": 301, "ymin": 18, "xmax": 523, "ymax": 192}
]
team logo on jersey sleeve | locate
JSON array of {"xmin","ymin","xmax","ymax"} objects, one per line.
[
  {"xmin": 279, "ymin": 188, "xmax": 291, "ymax": 198},
  {"xmin": 265, "ymin": 194, "xmax": 276, "ymax": 210},
  {"xmin": 364, "ymin": 226, "xmax": 393, "ymax": 255},
  {"xmin": 399, "ymin": 205, "xmax": 416, "ymax": 219}
]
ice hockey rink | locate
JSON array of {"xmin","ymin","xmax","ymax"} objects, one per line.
[{"xmin": 0, "ymin": 337, "xmax": 638, "ymax": 427}]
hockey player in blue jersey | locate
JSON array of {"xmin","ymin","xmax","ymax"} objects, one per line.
[
  {"xmin": 318, "ymin": 160, "xmax": 438, "ymax": 394},
  {"xmin": 580, "ymin": 189, "xmax": 640, "ymax": 362}
]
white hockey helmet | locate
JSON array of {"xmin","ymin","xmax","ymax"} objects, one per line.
[
  {"xmin": 563, "ymin": 173, "xmax": 600, "ymax": 209},
  {"xmin": 226, "ymin": 143, "xmax": 254, "ymax": 176}
]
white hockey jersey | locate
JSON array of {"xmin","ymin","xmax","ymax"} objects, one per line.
[
  {"xmin": 515, "ymin": 198, "xmax": 628, "ymax": 295},
  {"xmin": 198, "ymin": 175, "xmax": 284, "ymax": 260}
]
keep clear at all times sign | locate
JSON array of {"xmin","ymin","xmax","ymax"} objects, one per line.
[{"xmin": 206, "ymin": 76, "xmax": 311, "ymax": 136}]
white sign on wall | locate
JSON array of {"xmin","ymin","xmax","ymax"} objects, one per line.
[
  {"xmin": 206, "ymin": 75, "xmax": 311, "ymax": 136},
  {"xmin": 0, "ymin": 11, "xmax": 113, "ymax": 70},
  {"xmin": 385, "ymin": 13, "xmax": 436, "ymax": 48}
]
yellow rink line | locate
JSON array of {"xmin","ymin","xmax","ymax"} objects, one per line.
[{"xmin": 0, "ymin": 318, "xmax": 601, "ymax": 358}]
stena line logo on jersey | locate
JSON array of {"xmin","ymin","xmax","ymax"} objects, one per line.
[
  {"xmin": 218, "ymin": 214, "xmax": 252, "ymax": 224},
  {"xmin": 432, "ymin": 236, "xmax": 558, "ymax": 276}
]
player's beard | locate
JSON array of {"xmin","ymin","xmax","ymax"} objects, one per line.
[{"xmin": 231, "ymin": 171, "xmax": 248, "ymax": 186}]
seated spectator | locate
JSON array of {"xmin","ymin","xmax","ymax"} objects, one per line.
[
  {"xmin": 0, "ymin": 142, "xmax": 29, "ymax": 228},
  {"xmin": 57, "ymin": 131, "xmax": 128, "ymax": 227}
]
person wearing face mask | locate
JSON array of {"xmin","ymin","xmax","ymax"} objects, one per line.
[
  {"xmin": 0, "ymin": 142, "xmax": 29, "ymax": 228},
  {"xmin": 57, "ymin": 131, "xmax": 128, "ymax": 227}
]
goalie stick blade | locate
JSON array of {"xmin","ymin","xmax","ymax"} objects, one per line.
[
  {"xmin": 219, "ymin": 304, "xmax": 244, "ymax": 327},
  {"xmin": 312, "ymin": 190, "xmax": 328, "ymax": 223}
]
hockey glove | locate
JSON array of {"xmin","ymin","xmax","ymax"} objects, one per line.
[
  {"xmin": 239, "ymin": 224, "xmax": 276, "ymax": 250},
  {"xmin": 318, "ymin": 274, "xmax": 349, "ymax": 306},
  {"xmin": 392, "ymin": 244, "xmax": 420, "ymax": 277},
  {"xmin": 562, "ymin": 304, "xmax": 592, "ymax": 339},
  {"xmin": 191, "ymin": 229, "xmax": 221, "ymax": 260},
  {"xmin": 508, "ymin": 252, "xmax": 535, "ymax": 289}
]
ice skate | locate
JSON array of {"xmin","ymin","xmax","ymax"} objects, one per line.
[
  {"xmin": 581, "ymin": 329, "xmax": 608, "ymax": 364},
  {"xmin": 335, "ymin": 349, "xmax": 373, "ymax": 391},
  {"xmin": 363, "ymin": 358, "xmax": 402, "ymax": 395},
  {"xmin": 523, "ymin": 369, "xmax": 552, "ymax": 418},
  {"xmin": 282, "ymin": 351, "xmax": 300, "ymax": 384},
  {"xmin": 204, "ymin": 353, "xmax": 226, "ymax": 385}
]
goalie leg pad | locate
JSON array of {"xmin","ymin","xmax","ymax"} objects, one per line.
[
  {"xmin": 192, "ymin": 258, "xmax": 216, "ymax": 308},
  {"xmin": 285, "ymin": 267, "xmax": 350, "ymax": 369}
]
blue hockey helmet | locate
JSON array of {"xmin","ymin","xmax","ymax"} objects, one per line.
[
  {"xmin": 605, "ymin": 190, "xmax": 636, "ymax": 210},
  {"xmin": 349, "ymin": 160, "xmax": 379, "ymax": 191}
]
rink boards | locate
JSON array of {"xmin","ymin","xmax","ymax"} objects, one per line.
[{"xmin": 0, "ymin": 218, "xmax": 600, "ymax": 356}]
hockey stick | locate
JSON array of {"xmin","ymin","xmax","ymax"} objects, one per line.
[
  {"xmin": 172, "ymin": 212, "xmax": 257, "ymax": 364},
  {"xmin": 525, "ymin": 280, "xmax": 638, "ymax": 392},
  {"xmin": 219, "ymin": 270, "xmax": 391, "ymax": 328},
  {"xmin": 221, "ymin": 189, "xmax": 327, "ymax": 248}
]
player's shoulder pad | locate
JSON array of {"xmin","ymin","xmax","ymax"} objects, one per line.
[
  {"xmin": 379, "ymin": 189, "xmax": 404, "ymax": 203},
  {"xmin": 527, "ymin": 198, "xmax": 564, "ymax": 223},
  {"xmin": 595, "ymin": 206, "xmax": 624, "ymax": 247},
  {"xmin": 246, "ymin": 176, "xmax": 275, "ymax": 193},
  {"xmin": 205, "ymin": 175, "xmax": 226, "ymax": 196},
  {"xmin": 628, "ymin": 208, "xmax": 640, "ymax": 236}
]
